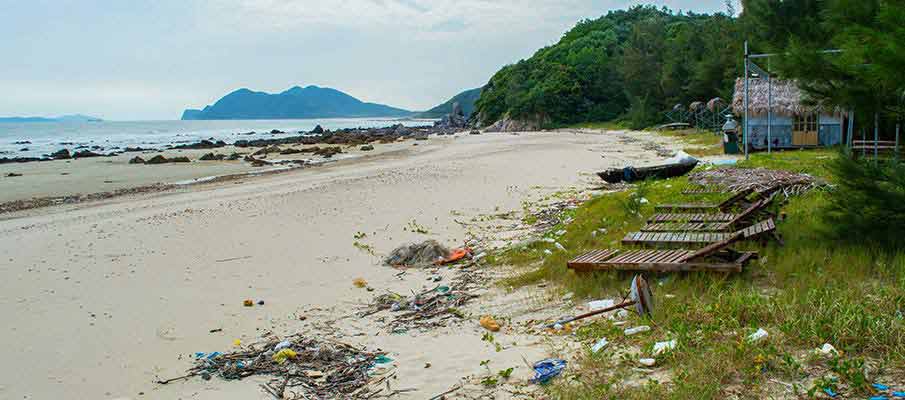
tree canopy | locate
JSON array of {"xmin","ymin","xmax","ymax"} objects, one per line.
[{"xmin": 474, "ymin": 6, "xmax": 742, "ymax": 129}]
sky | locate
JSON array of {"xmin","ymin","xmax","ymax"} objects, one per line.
[{"xmin": 1, "ymin": 0, "xmax": 731, "ymax": 120}]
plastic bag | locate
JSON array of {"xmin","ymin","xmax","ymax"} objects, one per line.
[{"xmin": 530, "ymin": 358, "xmax": 566, "ymax": 384}]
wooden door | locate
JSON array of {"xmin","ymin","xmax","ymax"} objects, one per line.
[{"xmin": 793, "ymin": 113, "xmax": 819, "ymax": 146}]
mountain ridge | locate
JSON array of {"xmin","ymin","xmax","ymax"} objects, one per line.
[{"xmin": 182, "ymin": 86, "xmax": 412, "ymax": 120}]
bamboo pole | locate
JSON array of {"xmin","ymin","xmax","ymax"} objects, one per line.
[
  {"xmin": 743, "ymin": 41, "xmax": 749, "ymax": 160},
  {"xmin": 767, "ymin": 74, "xmax": 772, "ymax": 154}
]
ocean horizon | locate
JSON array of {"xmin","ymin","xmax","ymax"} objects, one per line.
[{"xmin": 0, "ymin": 117, "xmax": 436, "ymax": 158}]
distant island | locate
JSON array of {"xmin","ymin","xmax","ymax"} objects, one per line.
[
  {"xmin": 415, "ymin": 88, "xmax": 482, "ymax": 119},
  {"xmin": 0, "ymin": 114, "xmax": 103, "ymax": 123},
  {"xmin": 182, "ymin": 85, "xmax": 413, "ymax": 120}
]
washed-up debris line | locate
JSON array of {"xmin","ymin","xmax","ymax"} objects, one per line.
[
  {"xmin": 688, "ymin": 167, "xmax": 829, "ymax": 199},
  {"xmin": 165, "ymin": 334, "xmax": 389, "ymax": 399},
  {"xmin": 360, "ymin": 264, "xmax": 485, "ymax": 332},
  {"xmin": 527, "ymin": 199, "xmax": 582, "ymax": 232}
]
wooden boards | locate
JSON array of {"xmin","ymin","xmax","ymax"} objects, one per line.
[{"xmin": 566, "ymin": 249, "xmax": 753, "ymax": 273}]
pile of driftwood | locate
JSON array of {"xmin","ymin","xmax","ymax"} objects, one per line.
[
  {"xmin": 688, "ymin": 168, "xmax": 829, "ymax": 198},
  {"xmin": 360, "ymin": 267, "xmax": 484, "ymax": 332},
  {"xmin": 163, "ymin": 334, "xmax": 389, "ymax": 399}
]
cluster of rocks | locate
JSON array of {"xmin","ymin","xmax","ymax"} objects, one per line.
[
  {"xmin": 129, "ymin": 155, "xmax": 190, "ymax": 165},
  {"xmin": 434, "ymin": 102, "xmax": 469, "ymax": 131}
]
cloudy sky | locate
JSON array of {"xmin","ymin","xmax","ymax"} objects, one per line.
[{"xmin": 1, "ymin": 0, "xmax": 731, "ymax": 120}]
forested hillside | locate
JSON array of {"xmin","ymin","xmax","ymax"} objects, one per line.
[{"xmin": 474, "ymin": 6, "xmax": 742, "ymax": 128}]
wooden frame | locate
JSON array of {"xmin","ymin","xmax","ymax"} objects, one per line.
[
  {"xmin": 655, "ymin": 188, "xmax": 753, "ymax": 213},
  {"xmin": 622, "ymin": 219, "xmax": 775, "ymax": 247}
]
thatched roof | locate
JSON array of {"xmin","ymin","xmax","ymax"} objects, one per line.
[{"xmin": 732, "ymin": 78, "xmax": 818, "ymax": 116}]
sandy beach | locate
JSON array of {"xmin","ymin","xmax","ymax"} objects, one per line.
[{"xmin": 0, "ymin": 129, "xmax": 682, "ymax": 399}]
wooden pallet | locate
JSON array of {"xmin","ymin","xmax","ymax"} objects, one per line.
[
  {"xmin": 641, "ymin": 222, "xmax": 731, "ymax": 232},
  {"xmin": 656, "ymin": 188, "xmax": 752, "ymax": 213},
  {"xmin": 682, "ymin": 185, "xmax": 729, "ymax": 194},
  {"xmin": 567, "ymin": 248, "xmax": 755, "ymax": 273},
  {"xmin": 649, "ymin": 212, "xmax": 736, "ymax": 222},
  {"xmin": 623, "ymin": 219, "xmax": 775, "ymax": 246}
]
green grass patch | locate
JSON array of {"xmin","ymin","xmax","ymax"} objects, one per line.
[
  {"xmin": 652, "ymin": 128, "xmax": 724, "ymax": 157},
  {"xmin": 491, "ymin": 148, "xmax": 905, "ymax": 398}
]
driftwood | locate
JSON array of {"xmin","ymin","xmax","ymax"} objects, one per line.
[{"xmin": 598, "ymin": 161, "xmax": 698, "ymax": 184}]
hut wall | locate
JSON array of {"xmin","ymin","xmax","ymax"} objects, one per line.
[{"xmin": 745, "ymin": 113, "xmax": 842, "ymax": 149}]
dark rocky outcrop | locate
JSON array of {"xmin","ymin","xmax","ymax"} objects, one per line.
[
  {"xmin": 172, "ymin": 140, "xmax": 227, "ymax": 150},
  {"xmin": 169, "ymin": 156, "xmax": 191, "ymax": 163},
  {"xmin": 72, "ymin": 150, "xmax": 104, "ymax": 159},
  {"xmin": 310, "ymin": 125, "xmax": 324, "ymax": 134},
  {"xmin": 360, "ymin": 145, "xmax": 374, "ymax": 151},
  {"xmin": 199, "ymin": 153, "xmax": 226, "ymax": 161},
  {"xmin": 129, "ymin": 156, "xmax": 146, "ymax": 164},
  {"xmin": 146, "ymin": 155, "xmax": 169, "ymax": 164},
  {"xmin": 49, "ymin": 149, "xmax": 71, "ymax": 160}
]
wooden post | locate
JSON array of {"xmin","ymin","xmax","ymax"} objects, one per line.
[
  {"xmin": 896, "ymin": 122, "xmax": 900, "ymax": 163},
  {"xmin": 874, "ymin": 113, "xmax": 879, "ymax": 162},
  {"xmin": 767, "ymin": 74, "xmax": 772, "ymax": 154},
  {"xmin": 743, "ymin": 41, "xmax": 749, "ymax": 161}
]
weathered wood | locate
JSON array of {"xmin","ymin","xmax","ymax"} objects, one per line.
[
  {"xmin": 656, "ymin": 188, "xmax": 753, "ymax": 213},
  {"xmin": 597, "ymin": 161, "xmax": 698, "ymax": 184}
]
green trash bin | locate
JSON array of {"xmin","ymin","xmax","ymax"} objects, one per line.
[
  {"xmin": 722, "ymin": 116, "xmax": 740, "ymax": 155},
  {"xmin": 723, "ymin": 131, "xmax": 740, "ymax": 154}
]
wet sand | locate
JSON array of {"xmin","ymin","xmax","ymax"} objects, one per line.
[{"xmin": 0, "ymin": 130, "xmax": 681, "ymax": 399}]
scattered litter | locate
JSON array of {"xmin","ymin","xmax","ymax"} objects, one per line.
[
  {"xmin": 162, "ymin": 335, "xmax": 389, "ymax": 399},
  {"xmin": 892, "ymin": 391, "xmax": 905, "ymax": 398},
  {"xmin": 480, "ymin": 315, "xmax": 501, "ymax": 332},
  {"xmin": 352, "ymin": 278, "xmax": 368, "ymax": 288},
  {"xmin": 543, "ymin": 249, "xmax": 553, "ymax": 255},
  {"xmin": 274, "ymin": 340, "xmax": 292, "ymax": 351},
  {"xmin": 243, "ymin": 299, "xmax": 254, "ymax": 307},
  {"xmin": 384, "ymin": 240, "xmax": 450, "ymax": 267},
  {"xmin": 615, "ymin": 309, "xmax": 629, "ymax": 320},
  {"xmin": 639, "ymin": 197, "xmax": 649, "ymax": 204},
  {"xmin": 542, "ymin": 238, "xmax": 556, "ymax": 243},
  {"xmin": 639, "ymin": 358, "xmax": 656, "ymax": 367},
  {"xmin": 747, "ymin": 328, "xmax": 769, "ymax": 342},
  {"xmin": 272, "ymin": 348, "xmax": 297, "ymax": 364},
  {"xmin": 359, "ymin": 271, "xmax": 481, "ymax": 332},
  {"xmin": 438, "ymin": 247, "xmax": 472, "ymax": 265},
  {"xmin": 554, "ymin": 242, "xmax": 566, "ymax": 251},
  {"xmin": 555, "ymin": 230, "xmax": 567, "ymax": 236},
  {"xmin": 868, "ymin": 397, "xmax": 887, "ymax": 400},
  {"xmin": 624, "ymin": 326, "xmax": 651, "ymax": 336},
  {"xmin": 591, "ymin": 338, "xmax": 609, "ymax": 353},
  {"xmin": 823, "ymin": 387, "xmax": 837, "ymax": 398},
  {"xmin": 816, "ymin": 343, "xmax": 838, "ymax": 356},
  {"xmin": 710, "ymin": 159, "xmax": 738, "ymax": 166},
  {"xmin": 653, "ymin": 340, "xmax": 677, "ymax": 355},
  {"xmin": 588, "ymin": 299, "xmax": 615, "ymax": 311},
  {"xmin": 233, "ymin": 339, "xmax": 242, "ymax": 347},
  {"xmin": 257, "ymin": 300, "xmax": 264, "ymax": 306},
  {"xmin": 530, "ymin": 358, "xmax": 566, "ymax": 384},
  {"xmin": 374, "ymin": 355, "xmax": 393, "ymax": 364}
]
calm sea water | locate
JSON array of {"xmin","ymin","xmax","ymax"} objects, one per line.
[{"xmin": 0, "ymin": 118, "xmax": 435, "ymax": 158}]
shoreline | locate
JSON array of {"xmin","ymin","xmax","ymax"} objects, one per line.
[{"xmin": 0, "ymin": 129, "xmax": 686, "ymax": 399}]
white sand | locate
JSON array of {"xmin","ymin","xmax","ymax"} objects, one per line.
[{"xmin": 0, "ymin": 130, "xmax": 679, "ymax": 399}]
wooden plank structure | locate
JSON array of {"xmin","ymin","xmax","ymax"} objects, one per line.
[
  {"xmin": 682, "ymin": 185, "xmax": 728, "ymax": 194},
  {"xmin": 648, "ymin": 196, "xmax": 771, "ymax": 224},
  {"xmin": 655, "ymin": 188, "xmax": 753, "ymax": 213},
  {"xmin": 622, "ymin": 219, "xmax": 775, "ymax": 246},
  {"xmin": 568, "ymin": 231, "xmax": 757, "ymax": 273},
  {"xmin": 642, "ymin": 222, "xmax": 732, "ymax": 232}
]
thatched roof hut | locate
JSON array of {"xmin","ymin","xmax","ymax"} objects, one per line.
[{"xmin": 732, "ymin": 78, "xmax": 818, "ymax": 116}]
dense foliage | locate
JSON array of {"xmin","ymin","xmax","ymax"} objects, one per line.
[{"xmin": 474, "ymin": 6, "xmax": 742, "ymax": 129}]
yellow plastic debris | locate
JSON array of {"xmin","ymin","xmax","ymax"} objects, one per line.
[
  {"xmin": 272, "ymin": 349, "xmax": 298, "ymax": 364},
  {"xmin": 352, "ymin": 278, "xmax": 368, "ymax": 288},
  {"xmin": 233, "ymin": 339, "xmax": 242, "ymax": 347},
  {"xmin": 479, "ymin": 315, "xmax": 501, "ymax": 332},
  {"xmin": 243, "ymin": 299, "xmax": 254, "ymax": 307}
]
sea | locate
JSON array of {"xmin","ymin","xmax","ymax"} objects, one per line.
[{"xmin": 0, "ymin": 118, "xmax": 436, "ymax": 158}]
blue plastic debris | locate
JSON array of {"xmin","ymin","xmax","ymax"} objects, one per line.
[
  {"xmin": 374, "ymin": 355, "xmax": 393, "ymax": 364},
  {"xmin": 530, "ymin": 358, "xmax": 567, "ymax": 384},
  {"xmin": 194, "ymin": 352, "xmax": 222, "ymax": 360},
  {"xmin": 823, "ymin": 387, "xmax": 837, "ymax": 398},
  {"xmin": 875, "ymin": 383, "xmax": 891, "ymax": 391},
  {"xmin": 869, "ymin": 397, "xmax": 888, "ymax": 400},
  {"xmin": 892, "ymin": 391, "xmax": 905, "ymax": 397}
]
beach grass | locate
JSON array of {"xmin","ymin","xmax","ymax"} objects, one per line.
[{"xmin": 492, "ymin": 148, "xmax": 905, "ymax": 398}]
